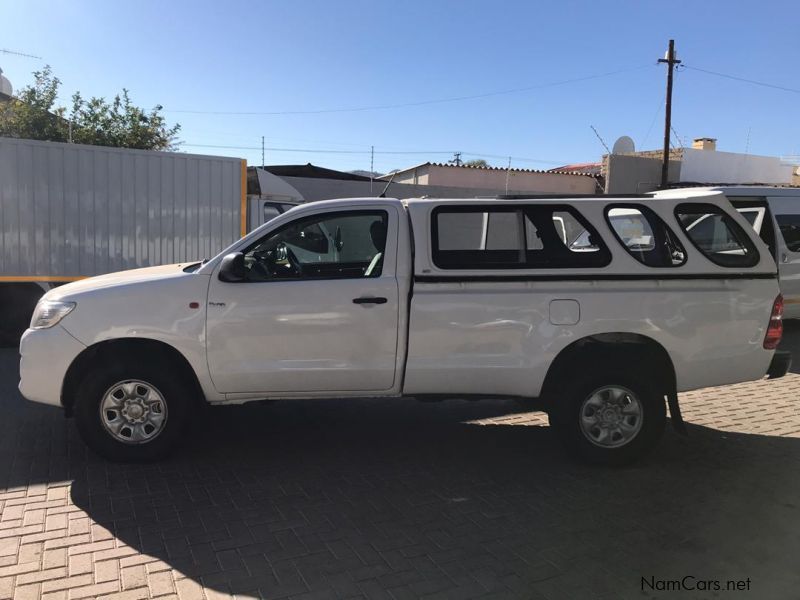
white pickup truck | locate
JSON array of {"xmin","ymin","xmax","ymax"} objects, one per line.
[{"xmin": 19, "ymin": 193, "xmax": 790, "ymax": 465}]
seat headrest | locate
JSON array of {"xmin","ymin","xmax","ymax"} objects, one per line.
[{"xmin": 370, "ymin": 220, "xmax": 387, "ymax": 249}]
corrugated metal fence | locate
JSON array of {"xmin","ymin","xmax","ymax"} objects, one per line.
[{"xmin": 0, "ymin": 137, "xmax": 244, "ymax": 280}]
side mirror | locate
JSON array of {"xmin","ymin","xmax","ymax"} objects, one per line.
[{"xmin": 218, "ymin": 252, "xmax": 246, "ymax": 282}]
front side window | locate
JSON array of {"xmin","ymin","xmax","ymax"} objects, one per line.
[
  {"xmin": 676, "ymin": 203, "xmax": 759, "ymax": 267},
  {"xmin": 243, "ymin": 210, "xmax": 388, "ymax": 280},
  {"xmin": 776, "ymin": 214, "xmax": 800, "ymax": 253},
  {"xmin": 605, "ymin": 205, "xmax": 686, "ymax": 267},
  {"xmin": 432, "ymin": 205, "xmax": 610, "ymax": 269}
]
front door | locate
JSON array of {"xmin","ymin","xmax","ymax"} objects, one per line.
[{"xmin": 206, "ymin": 207, "xmax": 399, "ymax": 394}]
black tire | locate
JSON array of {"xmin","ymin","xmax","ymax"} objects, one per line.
[
  {"xmin": 74, "ymin": 359, "xmax": 191, "ymax": 461},
  {"xmin": 550, "ymin": 370, "xmax": 666, "ymax": 466}
]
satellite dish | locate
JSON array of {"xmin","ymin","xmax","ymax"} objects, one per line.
[
  {"xmin": 0, "ymin": 67, "xmax": 12, "ymax": 97},
  {"xmin": 612, "ymin": 136, "xmax": 635, "ymax": 155}
]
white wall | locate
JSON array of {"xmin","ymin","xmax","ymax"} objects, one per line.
[
  {"xmin": 680, "ymin": 148, "xmax": 793, "ymax": 184},
  {"xmin": 605, "ymin": 155, "xmax": 681, "ymax": 194},
  {"xmin": 390, "ymin": 164, "xmax": 598, "ymax": 194},
  {"xmin": 425, "ymin": 165, "xmax": 598, "ymax": 194}
]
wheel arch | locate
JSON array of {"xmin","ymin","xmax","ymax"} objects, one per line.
[
  {"xmin": 61, "ymin": 337, "xmax": 205, "ymax": 416},
  {"xmin": 541, "ymin": 332, "xmax": 677, "ymax": 402}
]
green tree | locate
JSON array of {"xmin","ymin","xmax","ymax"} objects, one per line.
[
  {"xmin": 0, "ymin": 66, "xmax": 69, "ymax": 142},
  {"xmin": 463, "ymin": 159, "xmax": 489, "ymax": 168},
  {"xmin": 0, "ymin": 66, "xmax": 180, "ymax": 151}
]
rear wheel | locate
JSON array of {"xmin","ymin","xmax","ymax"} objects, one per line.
[
  {"xmin": 74, "ymin": 360, "xmax": 190, "ymax": 461},
  {"xmin": 551, "ymin": 370, "xmax": 666, "ymax": 466}
]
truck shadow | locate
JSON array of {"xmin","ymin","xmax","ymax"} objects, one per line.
[
  {"xmin": 2, "ymin": 349, "xmax": 800, "ymax": 598},
  {"xmin": 780, "ymin": 319, "xmax": 800, "ymax": 374},
  {"xmin": 67, "ymin": 402, "xmax": 800, "ymax": 598}
]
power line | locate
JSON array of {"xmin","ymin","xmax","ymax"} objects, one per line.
[
  {"xmin": 670, "ymin": 123, "xmax": 685, "ymax": 149},
  {"xmin": 181, "ymin": 143, "xmax": 455, "ymax": 155},
  {"xmin": 684, "ymin": 65, "xmax": 800, "ymax": 95},
  {"xmin": 0, "ymin": 48, "xmax": 42, "ymax": 59},
  {"xmin": 179, "ymin": 143, "xmax": 566, "ymax": 166},
  {"xmin": 641, "ymin": 94, "xmax": 664, "ymax": 148},
  {"xmin": 165, "ymin": 65, "xmax": 649, "ymax": 116},
  {"xmin": 459, "ymin": 152, "xmax": 561, "ymax": 165}
]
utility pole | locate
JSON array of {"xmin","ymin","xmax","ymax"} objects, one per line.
[
  {"xmin": 261, "ymin": 136, "xmax": 265, "ymax": 168},
  {"xmin": 370, "ymin": 145, "xmax": 374, "ymax": 195},
  {"xmin": 505, "ymin": 157, "xmax": 511, "ymax": 194},
  {"xmin": 658, "ymin": 39, "xmax": 681, "ymax": 188},
  {"xmin": 450, "ymin": 152, "xmax": 462, "ymax": 167}
]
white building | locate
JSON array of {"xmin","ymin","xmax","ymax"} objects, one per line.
[
  {"xmin": 378, "ymin": 162, "xmax": 599, "ymax": 194},
  {"xmin": 604, "ymin": 137, "xmax": 795, "ymax": 194},
  {"xmin": 680, "ymin": 139, "xmax": 793, "ymax": 185}
]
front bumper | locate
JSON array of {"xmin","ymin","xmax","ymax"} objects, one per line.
[
  {"xmin": 766, "ymin": 350, "xmax": 792, "ymax": 379},
  {"xmin": 19, "ymin": 326, "xmax": 86, "ymax": 407}
]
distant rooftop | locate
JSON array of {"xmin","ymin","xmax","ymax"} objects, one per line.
[
  {"xmin": 377, "ymin": 161, "xmax": 596, "ymax": 179},
  {"xmin": 257, "ymin": 163, "xmax": 373, "ymax": 181},
  {"xmin": 247, "ymin": 163, "xmax": 374, "ymax": 195},
  {"xmin": 548, "ymin": 162, "xmax": 602, "ymax": 174}
]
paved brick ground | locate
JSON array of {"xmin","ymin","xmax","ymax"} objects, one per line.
[{"xmin": 2, "ymin": 330, "xmax": 800, "ymax": 599}]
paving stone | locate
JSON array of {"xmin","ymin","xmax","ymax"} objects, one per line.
[{"xmin": 3, "ymin": 343, "xmax": 800, "ymax": 599}]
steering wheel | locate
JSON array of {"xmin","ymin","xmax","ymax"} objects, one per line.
[{"xmin": 281, "ymin": 243, "xmax": 304, "ymax": 276}]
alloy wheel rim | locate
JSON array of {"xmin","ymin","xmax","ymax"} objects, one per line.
[
  {"xmin": 579, "ymin": 385, "xmax": 643, "ymax": 448},
  {"xmin": 99, "ymin": 380, "xmax": 168, "ymax": 444}
]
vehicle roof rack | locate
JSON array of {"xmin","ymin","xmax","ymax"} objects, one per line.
[{"xmin": 487, "ymin": 193, "xmax": 652, "ymax": 200}]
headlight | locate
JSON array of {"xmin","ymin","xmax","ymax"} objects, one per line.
[{"xmin": 30, "ymin": 300, "xmax": 76, "ymax": 329}]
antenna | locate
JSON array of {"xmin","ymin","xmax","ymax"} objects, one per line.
[
  {"xmin": 1, "ymin": 48, "xmax": 42, "ymax": 60},
  {"xmin": 378, "ymin": 171, "xmax": 396, "ymax": 198},
  {"xmin": 590, "ymin": 125, "xmax": 611, "ymax": 154}
]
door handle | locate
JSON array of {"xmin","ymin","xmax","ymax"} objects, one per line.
[{"xmin": 353, "ymin": 297, "xmax": 387, "ymax": 305}]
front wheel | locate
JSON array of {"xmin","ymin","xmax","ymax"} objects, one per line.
[
  {"xmin": 551, "ymin": 371, "xmax": 666, "ymax": 466},
  {"xmin": 74, "ymin": 361, "xmax": 191, "ymax": 461}
]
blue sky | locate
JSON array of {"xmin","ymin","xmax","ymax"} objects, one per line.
[{"xmin": 2, "ymin": 0, "xmax": 799, "ymax": 173}]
